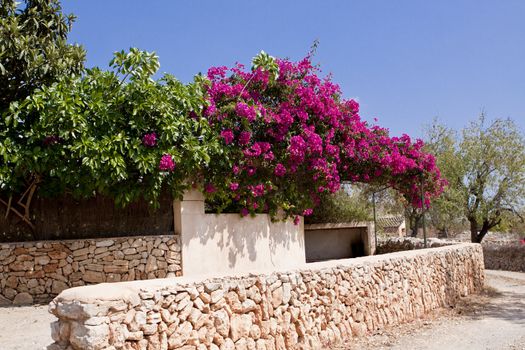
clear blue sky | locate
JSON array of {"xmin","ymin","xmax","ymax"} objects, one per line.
[{"xmin": 62, "ymin": 0, "xmax": 525, "ymax": 138}]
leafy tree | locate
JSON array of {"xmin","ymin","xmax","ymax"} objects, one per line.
[
  {"xmin": 423, "ymin": 121, "xmax": 466, "ymax": 237},
  {"xmin": 461, "ymin": 116, "xmax": 525, "ymax": 242},
  {"xmin": 1, "ymin": 48, "xmax": 444, "ymax": 228},
  {"xmin": 428, "ymin": 116, "xmax": 525, "ymax": 243},
  {"xmin": 0, "ymin": 0, "xmax": 85, "ymax": 112},
  {"xmin": 306, "ymin": 186, "xmax": 372, "ymax": 224},
  {"xmin": 0, "ymin": 49, "xmax": 218, "ymax": 206}
]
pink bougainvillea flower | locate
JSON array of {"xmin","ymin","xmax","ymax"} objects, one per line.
[
  {"xmin": 263, "ymin": 151, "xmax": 275, "ymax": 162},
  {"xmin": 232, "ymin": 165, "xmax": 241, "ymax": 175},
  {"xmin": 288, "ymin": 135, "xmax": 307, "ymax": 164},
  {"xmin": 203, "ymin": 103, "xmax": 217, "ymax": 117},
  {"xmin": 220, "ymin": 129, "xmax": 234, "ymax": 145},
  {"xmin": 207, "ymin": 66, "xmax": 228, "ymax": 80},
  {"xmin": 249, "ymin": 184, "xmax": 265, "ymax": 197},
  {"xmin": 204, "ymin": 183, "xmax": 217, "ymax": 193},
  {"xmin": 274, "ymin": 164, "xmax": 286, "ymax": 177},
  {"xmin": 229, "ymin": 182, "xmax": 239, "ymax": 191},
  {"xmin": 302, "ymin": 208, "xmax": 313, "ymax": 216},
  {"xmin": 257, "ymin": 142, "xmax": 271, "ymax": 153},
  {"xmin": 347, "ymin": 99, "xmax": 359, "ymax": 114},
  {"xmin": 159, "ymin": 154, "xmax": 175, "ymax": 171},
  {"xmin": 240, "ymin": 208, "xmax": 249, "ymax": 217},
  {"xmin": 235, "ymin": 102, "xmax": 257, "ymax": 122},
  {"xmin": 243, "ymin": 143, "xmax": 262, "ymax": 158},
  {"xmin": 238, "ymin": 131, "xmax": 251, "ymax": 146},
  {"xmin": 142, "ymin": 132, "xmax": 157, "ymax": 147},
  {"xmin": 293, "ymin": 216, "xmax": 300, "ymax": 225},
  {"xmin": 202, "ymin": 54, "xmax": 445, "ymax": 219}
]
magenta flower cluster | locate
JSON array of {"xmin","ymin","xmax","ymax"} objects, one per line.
[
  {"xmin": 235, "ymin": 102, "xmax": 257, "ymax": 122},
  {"xmin": 274, "ymin": 164, "xmax": 286, "ymax": 177},
  {"xmin": 158, "ymin": 154, "xmax": 175, "ymax": 172},
  {"xmin": 202, "ymin": 56, "xmax": 445, "ymax": 219},
  {"xmin": 142, "ymin": 132, "xmax": 157, "ymax": 147},
  {"xmin": 220, "ymin": 129, "xmax": 234, "ymax": 145}
]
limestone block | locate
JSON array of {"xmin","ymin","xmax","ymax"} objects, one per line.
[
  {"xmin": 95, "ymin": 240, "xmax": 115, "ymax": 248},
  {"xmin": 0, "ymin": 294, "xmax": 12, "ymax": 306},
  {"xmin": 213, "ymin": 309, "xmax": 230, "ymax": 337},
  {"xmin": 69, "ymin": 322, "xmax": 110, "ymax": 350},
  {"xmin": 145, "ymin": 256, "xmax": 157, "ymax": 273},
  {"xmin": 13, "ymin": 292, "xmax": 33, "ymax": 305},
  {"xmin": 230, "ymin": 314, "xmax": 252, "ymax": 342},
  {"xmin": 35, "ymin": 255, "xmax": 51, "ymax": 265},
  {"xmin": 83, "ymin": 270, "xmax": 105, "ymax": 283}
]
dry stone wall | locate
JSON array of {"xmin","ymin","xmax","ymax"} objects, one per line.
[
  {"xmin": 48, "ymin": 243, "xmax": 484, "ymax": 350},
  {"xmin": 378, "ymin": 237, "xmax": 524, "ymax": 272},
  {"xmin": 0, "ymin": 235, "xmax": 181, "ymax": 305},
  {"xmin": 482, "ymin": 243, "xmax": 525, "ymax": 272},
  {"xmin": 376, "ymin": 237, "xmax": 454, "ymax": 254}
]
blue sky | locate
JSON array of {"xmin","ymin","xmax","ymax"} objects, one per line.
[{"xmin": 62, "ymin": 1, "xmax": 525, "ymax": 138}]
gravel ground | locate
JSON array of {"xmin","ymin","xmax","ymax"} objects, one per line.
[{"xmin": 0, "ymin": 270, "xmax": 523, "ymax": 350}]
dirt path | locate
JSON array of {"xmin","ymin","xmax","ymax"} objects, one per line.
[
  {"xmin": 345, "ymin": 270, "xmax": 525, "ymax": 350},
  {"xmin": 0, "ymin": 304, "xmax": 53, "ymax": 350},
  {"xmin": 0, "ymin": 270, "xmax": 523, "ymax": 350}
]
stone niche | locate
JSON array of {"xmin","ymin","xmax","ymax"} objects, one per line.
[{"xmin": 304, "ymin": 222, "xmax": 374, "ymax": 263}]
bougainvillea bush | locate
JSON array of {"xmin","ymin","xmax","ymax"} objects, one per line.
[
  {"xmin": 201, "ymin": 52, "xmax": 445, "ymax": 221},
  {"xmin": 0, "ymin": 48, "xmax": 444, "ymax": 222}
]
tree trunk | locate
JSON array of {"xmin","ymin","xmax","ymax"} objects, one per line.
[
  {"xmin": 477, "ymin": 221, "xmax": 490, "ymax": 243},
  {"xmin": 410, "ymin": 216, "xmax": 419, "ymax": 237},
  {"xmin": 438, "ymin": 227, "xmax": 448, "ymax": 238},
  {"xmin": 470, "ymin": 219, "xmax": 479, "ymax": 242},
  {"xmin": 470, "ymin": 219, "xmax": 489, "ymax": 243}
]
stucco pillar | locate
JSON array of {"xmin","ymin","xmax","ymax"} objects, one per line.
[
  {"xmin": 173, "ymin": 189, "xmax": 205, "ymax": 235},
  {"xmin": 365, "ymin": 221, "xmax": 376, "ymax": 255}
]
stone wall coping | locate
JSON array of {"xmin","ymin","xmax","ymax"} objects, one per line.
[
  {"xmin": 0, "ymin": 234, "xmax": 176, "ymax": 248},
  {"xmin": 304, "ymin": 222, "xmax": 371, "ymax": 230},
  {"xmin": 54, "ymin": 242, "xmax": 476, "ymax": 304}
]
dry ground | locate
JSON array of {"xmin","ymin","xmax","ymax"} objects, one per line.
[
  {"xmin": 0, "ymin": 270, "xmax": 523, "ymax": 350},
  {"xmin": 342, "ymin": 270, "xmax": 525, "ymax": 350},
  {"xmin": 0, "ymin": 304, "xmax": 53, "ymax": 349}
]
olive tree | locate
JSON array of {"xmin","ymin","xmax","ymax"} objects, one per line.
[{"xmin": 427, "ymin": 116, "xmax": 525, "ymax": 243}]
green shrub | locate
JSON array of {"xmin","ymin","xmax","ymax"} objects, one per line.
[{"xmin": 0, "ymin": 49, "xmax": 219, "ymax": 206}]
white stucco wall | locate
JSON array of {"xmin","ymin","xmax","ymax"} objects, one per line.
[{"xmin": 174, "ymin": 190, "xmax": 305, "ymax": 277}]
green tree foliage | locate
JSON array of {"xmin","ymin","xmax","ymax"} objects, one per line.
[
  {"xmin": 427, "ymin": 116, "xmax": 525, "ymax": 242},
  {"xmin": 0, "ymin": 48, "xmax": 219, "ymax": 206},
  {"xmin": 0, "ymin": 0, "xmax": 85, "ymax": 112},
  {"xmin": 306, "ymin": 186, "xmax": 371, "ymax": 224},
  {"xmin": 423, "ymin": 121, "xmax": 466, "ymax": 236}
]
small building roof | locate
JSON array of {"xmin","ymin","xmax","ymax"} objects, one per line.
[{"xmin": 377, "ymin": 215, "xmax": 405, "ymax": 229}]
